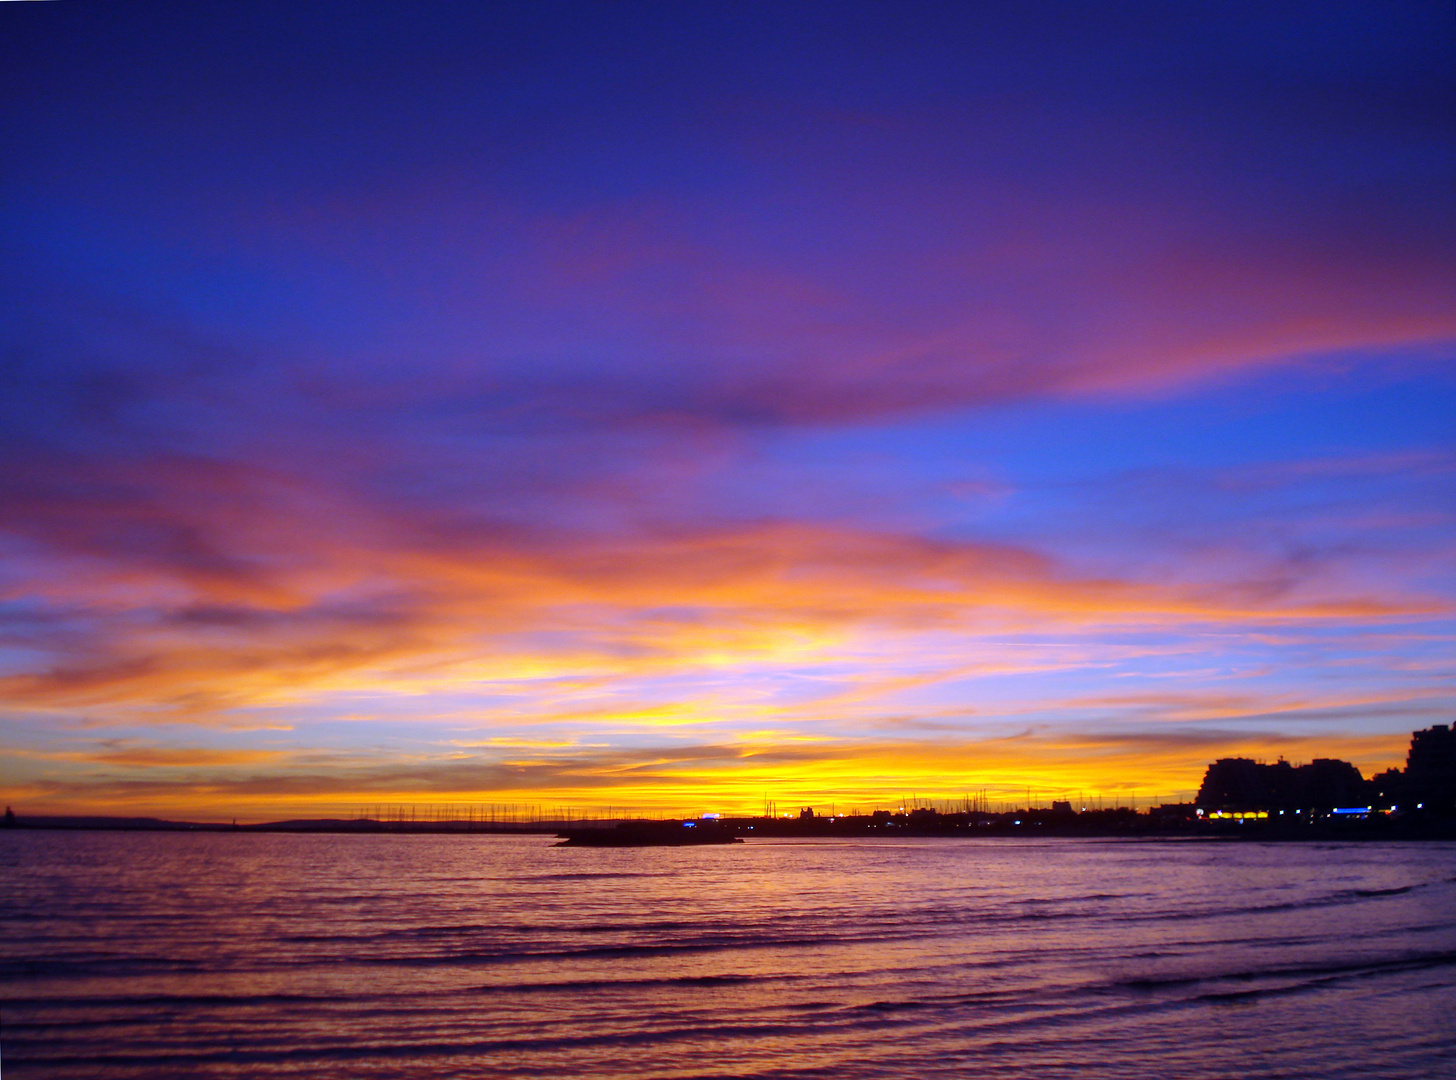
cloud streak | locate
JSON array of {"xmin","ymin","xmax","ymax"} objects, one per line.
[{"xmin": 2, "ymin": 503, "xmax": 1440, "ymax": 718}]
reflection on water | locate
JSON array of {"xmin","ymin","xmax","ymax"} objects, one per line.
[{"xmin": 2, "ymin": 832, "xmax": 1454, "ymax": 1078}]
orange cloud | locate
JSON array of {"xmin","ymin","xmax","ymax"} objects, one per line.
[
  {"xmin": 6, "ymin": 741, "xmax": 289, "ymax": 768},
  {"xmin": 1058, "ymin": 686, "xmax": 1453, "ymax": 723},
  {"xmin": 1, "ymin": 521, "xmax": 1439, "ymax": 720},
  {"xmin": 85, "ymin": 747, "xmax": 288, "ymax": 768}
]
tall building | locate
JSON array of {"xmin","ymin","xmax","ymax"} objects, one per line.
[{"xmin": 1405, "ymin": 725, "xmax": 1456, "ymax": 813}]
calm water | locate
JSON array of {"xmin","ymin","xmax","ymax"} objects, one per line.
[{"xmin": 2, "ymin": 832, "xmax": 1454, "ymax": 1079}]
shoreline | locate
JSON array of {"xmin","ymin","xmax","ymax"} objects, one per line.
[{"xmin": 5, "ymin": 813, "xmax": 1455, "ymax": 842}]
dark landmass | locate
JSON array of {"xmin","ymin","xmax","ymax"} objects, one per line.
[
  {"xmin": 3, "ymin": 815, "xmax": 235, "ymax": 831},
  {"xmin": 712, "ymin": 806, "xmax": 1456, "ymax": 841},
  {"xmin": 556, "ymin": 820, "xmax": 742, "ymax": 846},
  {"xmin": 4, "ymin": 806, "xmax": 1453, "ymax": 841},
  {"xmin": 0, "ymin": 815, "xmax": 559, "ymax": 834}
]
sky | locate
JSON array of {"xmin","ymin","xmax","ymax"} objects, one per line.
[{"xmin": 1, "ymin": 1, "xmax": 1453, "ymax": 819}]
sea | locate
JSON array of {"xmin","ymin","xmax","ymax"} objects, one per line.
[{"xmin": 2, "ymin": 831, "xmax": 1454, "ymax": 1079}]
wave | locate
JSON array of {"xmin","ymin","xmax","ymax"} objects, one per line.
[
  {"xmin": 1108, "ymin": 949, "xmax": 1456, "ymax": 996},
  {"xmin": 1121, "ymin": 875, "xmax": 1455, "ymax": 924},
  {"xmin": 6, "ymin": 1016, "xmax": 850, "ymax": 1071}
]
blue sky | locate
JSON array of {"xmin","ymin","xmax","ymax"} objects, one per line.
[{"xmin": 1, "ymin": 1, "xmax": 1452, "ymax": 817}]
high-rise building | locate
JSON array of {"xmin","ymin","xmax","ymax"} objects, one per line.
[{"xmin": 1405, "ymin": 725, "xmax": 1456, "ymax": 813}]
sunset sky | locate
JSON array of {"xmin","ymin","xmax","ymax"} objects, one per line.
[{"xmin": 2, "ymin": 1, "xmax": 1453, "ymax": 819}]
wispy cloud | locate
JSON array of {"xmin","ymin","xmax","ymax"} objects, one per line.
[{"xmin": 2, "ymin": 512, "xmax": 1439, "ymax": 719}]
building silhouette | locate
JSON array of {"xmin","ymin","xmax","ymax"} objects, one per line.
[
  {"xmin": 1195, "ymin": 757, "xmax": 1365, "ymax": 813},
  {"xmin": 1196, "ymin": 726, "xmax": 1455, "ymax": 817}
]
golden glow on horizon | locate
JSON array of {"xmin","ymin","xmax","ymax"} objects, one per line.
[
  {"xmin": 2, "ymin": 728, "xmax": 1415, "ymax": 822},
  {"xmin": 0, "ymin": 519, "xmax": 1439, "ymax": 822}
]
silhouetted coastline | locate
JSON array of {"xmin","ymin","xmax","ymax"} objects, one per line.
[{"xmin": 6, "ymin": 807, "xmax": 1453, "ymax": 841}]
